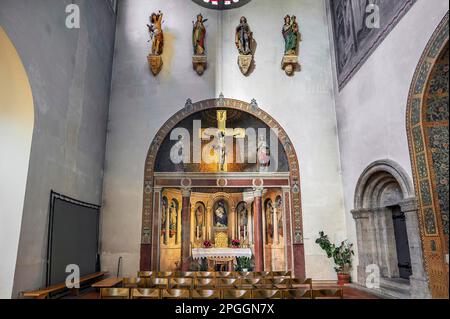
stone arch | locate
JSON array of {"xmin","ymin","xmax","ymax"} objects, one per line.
[
  {"xmin": 140, "ymin": 97, "xmax": 304, "ymax": 275},
  {"xmin": 406, "ymin": 12, "xmax": 449, "ymax": 298},
  {"xmin": 0, "ymin": 27, "xmax": 34, "ymax": 298},
  {"xmin": 352, "ymin": 160, "xmax": 430, "ymax": 298},
  {"xmin": 354, "ymin": 159, "xmax": 414, "ymax": 210}
]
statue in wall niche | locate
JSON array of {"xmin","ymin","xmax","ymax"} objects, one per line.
[
  {"xmin": 147, "ymin": 11, "xmax": 164, "ymax": 76},
  {"xmin": 237, "ymin": 202, "xmax": 249, "ymax": 241},
  {"xmin": 235, "ymin": 16, "xmax": 254, "ymax": 75},
  {"xmin": 195, "ymin": 204, "xmax": 205, "ymax": 239},
  {"xmin": 282, "ymin": 15, "xmax": 301, "ymax": 76},
  {"xmin": 161, "ymin": 197, "xmax": 168, "ymax": 244},
  {"xmin": 265, "ymin": 200, "xmax": 274, "ymax": 244},
  {"xmin": 169, "ymin": 200, "xmax": 178, "ymax": 241},
  {"xmin": 192, "ymin": 14, "xmax": 208, "ymax": 75}
]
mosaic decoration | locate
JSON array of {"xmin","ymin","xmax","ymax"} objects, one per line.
[
  {"xmin": 406, "ymin": 12, "xmax": 449, "ymax": 298},
  {"xmin": 330, "ymin": 0, "xmax": 416, "ymax": 90}
]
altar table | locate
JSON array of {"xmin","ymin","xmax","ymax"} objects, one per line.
[
  {"xmin": 192, "ymin": 248, "xmax": 252, "ymax": 260},
  {"xmin": 192, "ymin": 248, "xmax": 252, "ymax": 271}
]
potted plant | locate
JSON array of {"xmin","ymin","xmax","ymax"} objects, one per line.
[
  {"xmin": 315, "ymin": 231, "xmax": 354, "ymax": 285},
  {"xmin": 236, "ymin": 257, "xmax": 252, "ymax": 272}
]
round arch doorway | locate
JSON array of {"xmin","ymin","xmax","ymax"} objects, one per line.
[{"xmin": 0, "ymin": 27, "xmax": 35, "ymax": 298}]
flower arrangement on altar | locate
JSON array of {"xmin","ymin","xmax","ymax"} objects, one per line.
[
  {"xmin": 231, "ymin": 239, "xmax": 241, "ymax": 248},
  {"xmin": 203, "ymin": 240, "xmax": 212, "ymax": 248}
]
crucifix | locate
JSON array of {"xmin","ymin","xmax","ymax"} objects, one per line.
[{"xmin": 200, "ymin": 110, "xmax": 245, "ymax": 172}]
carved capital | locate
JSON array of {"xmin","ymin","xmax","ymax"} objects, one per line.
[
  {"xmin": 399, "ymin": 197, "xmax": 418, "ymax": 213},
  {"xmin": 351, "ymin": 208, "xmax": 371, "ymax": 219},
  {"xmin": 181, "ymin": 188, "xmax": 191, "ymax": 197},
  {"xmin": 253, "ymin": 187, "xmax": 264, "ymax": 197}
]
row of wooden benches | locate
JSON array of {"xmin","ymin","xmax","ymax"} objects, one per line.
[
  {"xmin": 100, "ymin": 287, "xmax": 344, "ymax": 299},
  {"xmin": 98, "ymin": 277, "xmax": 313, "ymax": 290},
  {"xmin": 134, "ymin": 271, "xmax": 294, "ymax": 279}
]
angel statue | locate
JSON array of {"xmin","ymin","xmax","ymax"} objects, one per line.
[
  {"xmin": 282, "ymin": 15, "xmax": 299, "ymax": 55},
  {"xmin": 235, "ymin": 16, "xmax": 253, "ymax": 55},
  {"xmin": 193, "ymin": 14, "xmax": 208, "ymax": 55},
  {"xmin": 147, "ymin": 11, "xmax": 164, "ymax": 55}
]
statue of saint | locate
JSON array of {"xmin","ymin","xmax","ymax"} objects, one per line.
[
  {"xmin": 235, "ymin": 16, "xmax": 253, "ymax": 55},
  {"xmin": 169, "ymin": 201, "xmax": 178, "ymax": 238},
  {"xmin": 193, "ymin": 14, "xmax": 207, "ymax": 55},
  {"xmin": 147, "ymin": 11, "xmax": 164, "ymax": 55},
  {"xmin": 257, "ymin": 135, "xmax": 271, "ymax": 170},
  {"xmin": 238, "ymin": 203, "xmax": 248, "ymax": 238},
  {"xmin": 265, "ymin": 200, "xmax": 274, "ymax": 242},
  {"xmin": 161, "ymin": 197, "xmax": 168, "ymax": 238},
  {"xmin": 214, "ymin": 201, "xmax": 228, "ymax": 228},
  {"xmin": 195, "ymin": 204, "xmax": 205, "ymax": 237},
  {"xmin": 282, "ymin": 15, "xmax": 299, "ymax": 55}
]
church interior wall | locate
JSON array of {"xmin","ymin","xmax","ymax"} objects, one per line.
[
  {"xmin": 100, "ymin": 0, "xmax": 219, "ymax": 278},
  {"xmin": 101, "ymin": 0, "xmax": 346, "ymax": 280},
  {"xmin": 0, "ymin": 0, "xmax": 117, "ymax": 297},
  {"xmin": 328, "ymin": 0, "xmax": 449, "ymax": 281}
]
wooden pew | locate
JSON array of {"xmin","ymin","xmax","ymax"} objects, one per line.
[
  {"xmin": 92, "ymin": 277, "xmax": 123, "ymax": 289},
  {"xmin": 23, "ymin": 271, "xmax": 107, "ymax": 299}
]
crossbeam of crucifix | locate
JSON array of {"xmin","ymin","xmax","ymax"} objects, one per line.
[{"xmin": 199, "ymin": 110, "xmax": 246, "ymax": 171}]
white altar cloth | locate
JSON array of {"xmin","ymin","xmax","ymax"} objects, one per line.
[{"xmin": 192, "ymin": 248, "xmax": 252, "ymax": 260}]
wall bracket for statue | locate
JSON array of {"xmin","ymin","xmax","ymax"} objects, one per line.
[
  {"xmin": 236, "ymin": 16, "xmax": 254, "ymax": 76},
  {"xmin": 192, "ymin": 14, "xmax": 208, "ymax": 75},
  {"xmin": 281, "ymin": 15, "xmax": 301, "ymax": 76},
  {"xmin": 147, "ymin": 11, "xmax": 164, "ymax": 76}
]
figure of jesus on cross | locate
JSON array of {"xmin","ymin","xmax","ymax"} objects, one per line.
[{"xmin": 207, "ymin": 110, "xmax": 245, "ymax": 172}]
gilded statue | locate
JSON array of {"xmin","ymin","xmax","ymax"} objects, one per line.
[
  {"xmin": 147, "ymin": 11, "xmax": 164, "ymax": 55},
  {"xmin": 192, "ymin": 14, "xmax": 208, "ymax": 75},
  {"xmin": 235, "ymin": 16, "xmax": 253, "ymax": 55},
  {"xmin": 193, "ymin": 14, "xmax": 207, "ymax": 55},
  {"xmin": 235, "ymin": 16, "xmax": 254, "ymax": 75},
  {"xmin": 281, "ymin": 14, "xmax": 301, "ymax": 76},
  {"xmin": 282, "ymin": 15, "xmax": 299, "ymax": 55},
  {"xmin": 147, "ymin": 11, "xmax": 164, "ymax": 75}
]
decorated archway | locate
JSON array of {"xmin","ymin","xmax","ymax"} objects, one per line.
[
  {"xmin": 406, "ymin": 13, "xmax": 449, "ymax": 298},
  {"xmin": 140, "ymin": 96, "xmax": 305, "ymax": 277}
]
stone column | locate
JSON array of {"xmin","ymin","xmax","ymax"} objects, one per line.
[
  {"xmin": 152, "ymin": 187, "xmax": 162, "ymax": 270},
  {"xmin": 246, "ymin": 199, "xmax": 254, "ymax": 245},
  {"xmin": 180, "ymin": 188, "xmax": 191, "ymax": 271},
  {"xmin": 282, "ymin": 187, "xmax": 293, "ymax": 272},
  {"xmin": 253, "ymin": 188, "xmax": 264, "ymax": 271},
  {"xmin": 400, "ymin": 198, "xmax": 432, "ymax": 298},
  {"xmin": 352, "ymin": 208, "xmax": 372, "ymax": 285},
  {"xmin": 273, "ymin": 205, "xmax": 279, "ymax": 245}
]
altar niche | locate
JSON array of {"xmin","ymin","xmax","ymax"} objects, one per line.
[
  {"xmin": 141, "ymin": 98, "xmax": 305, "ymax": 277},
  {"xmin": 158, "ymin": 188, "xmax": 288, "ymax": 272}
]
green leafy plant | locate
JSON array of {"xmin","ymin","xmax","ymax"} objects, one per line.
[
  {"xmin": 315, "ymin": 231, "xmax": 354, "ymax": 274},
  {"xmin": 235, "ymin": 257, "xmax": 253, "ymax": 271}
]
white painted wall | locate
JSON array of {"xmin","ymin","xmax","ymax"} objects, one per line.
[
  {"xmin": 329, "ymin": 0, "xmax": 449, "ymax": 280},
  {"xmin": 0, "ymin": 27, "xmax": 34, "ymax": 298},
  {"xmin": 101, "ymin": 0, "xmax": 219, "ymax": 277},
  {"xmin": 219, "ymin": 0, "xmax": 346, "ymax": 279},
  {"xmin": 102, "ymin": 0, "xmax": 346, "ymax": 280}
]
